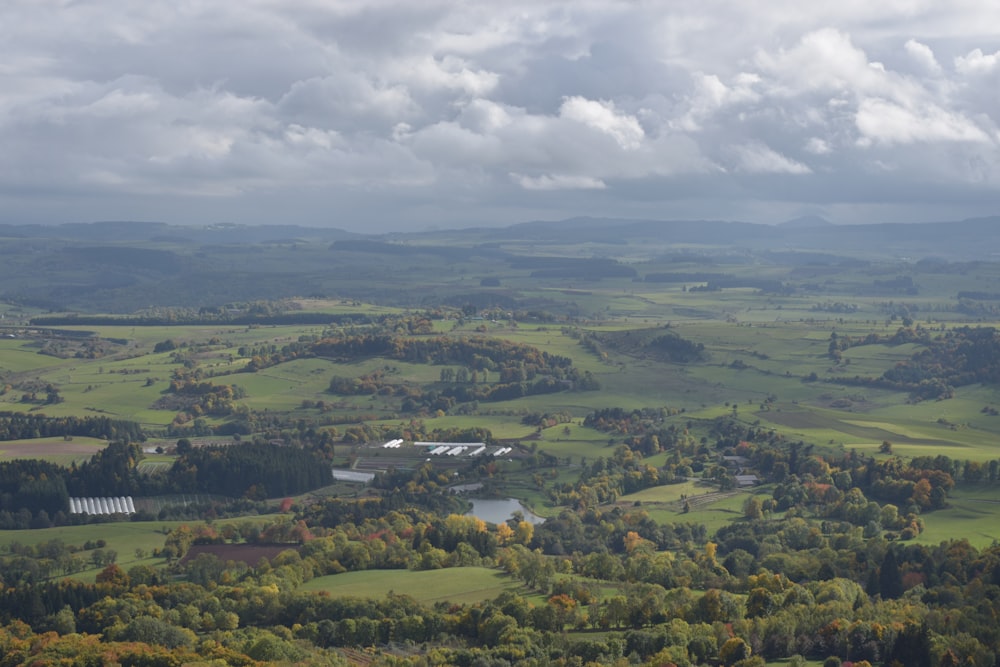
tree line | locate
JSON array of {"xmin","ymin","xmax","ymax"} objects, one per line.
[{"xmin": 0, "ymin": 413, "xmax": 145, "ymax": 442}]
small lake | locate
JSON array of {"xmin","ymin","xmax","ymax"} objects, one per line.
[{"xmin": 466, "ymin": 498, "xmax": 545, "ymax": 525}]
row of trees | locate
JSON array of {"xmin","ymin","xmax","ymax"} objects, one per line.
[{"xmin": 0, "ymin": 413, "xmax": 144, "ymax": 442}]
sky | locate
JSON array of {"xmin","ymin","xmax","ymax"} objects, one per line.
[{"xmin": 2, "ymin": 1, "xmax": 1000, "ymax": 232}]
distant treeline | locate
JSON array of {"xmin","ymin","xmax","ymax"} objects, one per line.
[
  {"xmin": 647, "ymin": 333, "xmax": 706, "ymax": 362},
  {"xmin": 644, "ymin": 272, "xmax": 732, "ymax": 283},
  {"xmin": 587, "ymin": 328, "xmax": 707, "ymax": 364},
  {"xmin": 689, "ymin": 278, "xmax": 788, "ymax": 293},
  {"xmin": 316, "ymin": 334, "xmax": 572, "ymax": 368},
  {"xmin": 958, "ymin": 291, "xmax": 1000, "ymax": 300},
  {"xmin": 248, "ymin": 333, "xmax": 577, "ymax": 375},
  {"xmin": 30, "ymin": 312, "xmax": 380, "ymax": 327},
  {"xmin": 331, "ymin": 239, "xmax": 507, "ymax": 261},
  {"xmin": 322, "ymin": 334, "xmax": 599, "ymax": 411},
  {"xmin": 508, "ymin": 256, "xmax": 637, "ymax": 279},
  {"xmin": 854, "ymin": 275, "xmax": 918, "ymax": 296},
  {"xmin": 62, "ymin": 246, "xmax": 182, "ymax": 273},
  {"xmin": 0, "ymin": 413, "xmax": 144, "ymax": 442},
  {"xmin": 644, "ymin": 272, "xmax": 788, "ymax": 292}
]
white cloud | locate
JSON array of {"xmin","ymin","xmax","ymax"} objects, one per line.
[
  {"xmin": 559, "ymin": 96, "xmax": 645, "ymax": 150},
  {"xmin": 804, "ymin": 137, "xmax": 832, "ymax": 155},
  {"xmin": 905, "ymin": 39, "xmax": 941, "ymax": 74},
  {"xmin": 732, "ymin": 142, "xmax": 812, "ymax": 174},
  {"xmin": 754, "ymin": 28, "xmax": 883, "ymax": 96},
  {"xmin": 855, "ymin": 98, "xmax": 990, "ymax": 145},
  {"xmin": 512, "ymin": 173, "xmax": 607, "ymax": 190},
  {"xmin": 955, "ymin": 48, "xmax": 1000, "ymax": 74}
]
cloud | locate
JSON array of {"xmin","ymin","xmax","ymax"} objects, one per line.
[
  {"xmin": 558, "ymin": 96, "xmax": 644, "ymax": 150},
  {"xmin": 804, "ymin": 137, "xmax": 832, "ymax": 155},
  {"xmin": 955, "ymin": 48, "xmax": 1000, "ymax": 74},
  {"xmin": 904, "ymin": 39, "xmax": 941, "ymax": 74},
  {"xmin": 731, "ymin": 142, "xmax": 812, "ymax": 174},
  {"xmin": 855, "ymin": 98, "xmax": 991, "ymax": 145},
  {"xmin": 1, "ymin": 1, "xmax": 999, "ymax": 229},
  {"xmin": 512, "ymin": 173, "xmax": 606, "ymax": 190}
]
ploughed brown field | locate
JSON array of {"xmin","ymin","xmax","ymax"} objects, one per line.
[{"xmin": 0, "ymin": 437, "xmax": 107, "ymax": 464}]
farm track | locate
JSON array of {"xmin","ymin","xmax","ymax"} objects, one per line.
[
  {"xmin": 337, "ymin": 647, "xmax": 375, "ymax": 666},
  {"xmin": 676, "ymin": 489, "xmax": 742, "ymax": 510}
]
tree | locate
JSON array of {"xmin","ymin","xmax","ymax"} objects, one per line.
[
  {"xmin": 879, "ymin": 548, "xmax": 903, "ymax": 599},
  {"xmin": 96, "ymin": 563, "xmax": 129, "ymax": 590},
  {"xmin": 514, "ymin": 520, "xmax": 534, "ymax": 546},
  {"xmin": 154, "ymin": 339, "xmax": 178, "ymax": 353},
  {"xmin": 743, "ymin": 496, "xmax": 763, "ymax": 520},
  {"xmin": 719, "ymin": 637, "xmax": 752, "ymax": 666}
]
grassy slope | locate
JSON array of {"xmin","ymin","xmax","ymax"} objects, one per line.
[{"xmin": 299, "ymin": 567, "xmax": 526, "ymax": 605}]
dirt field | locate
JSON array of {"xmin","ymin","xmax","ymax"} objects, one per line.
[{"xmin": 0, "ymin": 437, "xmax": 107, "ymax": 464}]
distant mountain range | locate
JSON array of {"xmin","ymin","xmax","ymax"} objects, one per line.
[{"xmin": 1, "ymin": 215, "xmax": 998, "ymax": 260}]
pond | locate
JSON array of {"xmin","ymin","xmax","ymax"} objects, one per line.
[{"xmin": 466, "ymin": 498, "xmax": 546, "ymax": 525}]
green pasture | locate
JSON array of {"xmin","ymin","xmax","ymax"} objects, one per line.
[
  {"xmin": 617, "ymin": 479, "xmax": 707, "ymax": 505},
  {"xmin": 917, "ymin": 483, "xmax": 1000, "ymax": 547},
  {"xmin": 300, "ymin": 567, "xmax": 525, "ymax": 605},
  {"xmin": 839, "ymin": 342, "xmax": 926, "ymax": 377},
  {"xmin": 749, "ymin": 397, "xmax": 1000, "ymax": 459},
  {"xmin": 637, "ymin": 489, "xmax": 750, "ymax": 534},
  {"xmin": 0, "ymin": 517, "xmax": 275, "ymax": 581},
  {"xmin": 0, "ymin": 340, "xmax": 73, "ymax": 373},
  {"xmin": 532, "ymin": 430, "xmax": 620, "ymax": 464},
  {"xmin": 0, "ymin": 522, "xmax": 169, "ymax": 569},
  {"xmin": 497, "ymin": 386, "xmax": 660, "ymax": 416}
]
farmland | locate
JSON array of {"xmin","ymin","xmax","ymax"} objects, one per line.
[
  {"xmin": 3, "ymin": 219, "xmax": 1000, "ymax": 665},
  {"xmin": 300, "ymin": 567, "xmax": 527, "ymax": 605}
]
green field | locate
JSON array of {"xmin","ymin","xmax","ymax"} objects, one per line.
[
  {"xmin": 4, "ymin": 296, "xmax": 1000, "ymax": 462},
  {"xmin": 0, "ymin": 517, "xmax": 275, "ymax": 581},
  {"xmin": 300, "ymin": 567, "xmax": 526, "ymax": 605},
  {"xmin": 917, "ymin": 484, "xmax": 1000, "ymax": 547},
  {"xmin": 4, "ymin": 245, "xmax": 1000, "ymax": 562}
]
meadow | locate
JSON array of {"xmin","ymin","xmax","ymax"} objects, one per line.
[
  {"xmin": 4, "ymin": 250, "xmax": 1000, "ymax": 561},
  {"xmin": 300, "ymin": 567, "xmax": 528, "ymax": 605}
]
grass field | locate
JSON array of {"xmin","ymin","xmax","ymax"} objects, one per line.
[
  {"xmin": 300, "ymin": 567, "xmax": 526, "ymax": 605},
  {"xmin": 4, "ymin": 258, "xmax": 1000, "ymax": 562},
  {"xmin": 0, "ymin": 517, "xmax": 276, "ymax": 581},
  {"xmin": 3, "ymin": 289, "xmax": 999, "ymax": 464},
  {"xmin": 917, "ymin": 483, "xmax": 1000, "ymax": 547}
]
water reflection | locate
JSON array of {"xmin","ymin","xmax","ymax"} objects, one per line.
[{"xmin": 466, "ymin": 498, "xmax": 545, "ymax": 525}]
